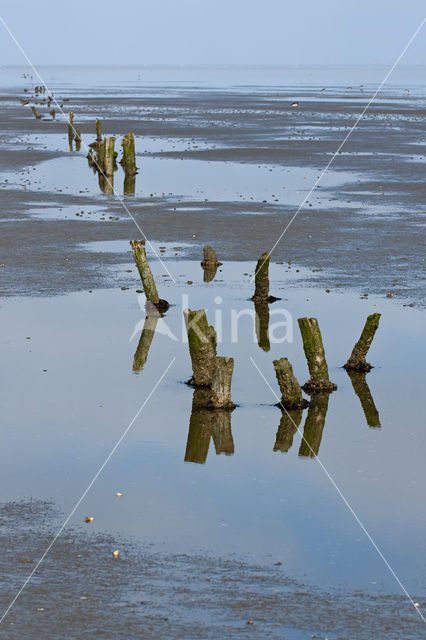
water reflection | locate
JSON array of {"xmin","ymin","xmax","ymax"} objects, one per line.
[
  {"xmin": 274, "ymin": 408, "xmax": 303, "ymax": 453},
  {"xmin": 132, "ymin": 303, "xmax": 161, "ymax": 372},
  {"xmin": 346, "ymin": 371, "xmax": 381, "ymax": 428},
  {"xmin": 254, "ymin": 299, "xmax": 270, "ymax": 352},
  {"xmin": 201, "ymin": 262, "xmax": 219, "ymax": 282},
  {"xmin": 298, "ymin": 393, "xmax": 330, "ymax": 457},
  {"xmin": 185, "ymin": 389, "xmax": 234, "ymax": 464}
]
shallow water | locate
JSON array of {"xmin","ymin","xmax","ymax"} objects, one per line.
[{"xmin": 1, "ymin": 259, "xmax": 424, "ymax": 596}]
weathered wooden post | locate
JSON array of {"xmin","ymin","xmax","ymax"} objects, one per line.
[
  {"xmin": 96, "ymin": 118, "xmax": 102, "ymax": 142},
  {"xmin": 31, "ymin": 106, "xmax": 41, "ymax": 119},
  {"xmin": 252, "ymin": 252, "xmax": 271, "ymax": 301},
  {"xmin": 347, "ymin": 370, "xmax": 381, "ymax": 428},
  {"xmin": 124, "ymin": 173, "xmax": 136, "ymax": 196},
  {"xmin": 274, "ymin": 409, "xmax": 303, "ymax": 453},
  {"xmin": 120, "ymin": 133, "xmax": 137, "ymax": 176},
  {"xmin": 104, "ymin": 136, "xmax": 116, "ymax": 176},
  {"xmin": 254, "ymin": 299, "xmax": 270, "ymax": 352},
  {"xmin": 68, "ymin": 112, "xmax": 74, "ymax": 144},
  {"xmin": 298, "ymin": 393, "xmax": 330, "ymax": 457},
  {"xmin": 130, "ymin": 240, "xmax": 169, "ymax": 312},
  {"xmin": 344, "ymin": 313, "xmax": 381, "ymax": 372},
  {"xmin": 49, "ymin": 108, "xmax": 56, "ymax": 120},
  {"xmin": 298, "ymin": 318, "xmax": 337, "ymax": 392},
  {"xmin": 208, "ymin": 357, "xmax": 235, "ymax": 409},
  {"xmin": 273, "ymin": 357, "xmax": 309, "ymax": 409},
  {"xmin": 184, "ymin": 309, "xmax": 217, "ymax": 386},
  {"xmin": 132, "ymin": 304, "xmax": 160, "ymax": 372},
  {"xmin": 201, "ymin": 245, "xmax": 221, "ymax": 282}
]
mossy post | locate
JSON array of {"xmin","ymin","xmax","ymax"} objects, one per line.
[
  {"xmin": 184, "ymin": 309, "xmax": 217, "ymax": 386},
  {"xmin": 344, "ymin": 313, "xmax": 381, "ymax": 372},
  {"xmin": 252, "ymin": 252, "xmax": 271, "ymax": 301},
  {"xmin": 120, "ymin": 133, "xmax": 137, "ymax": 176},
  {"xmin": 208, "ymin": 357, "xmax": 235, "ymax": 409},
  {"xmin": 273, "ymin": 357, "xmax": 309, "ymax": 409},
  {"xmin": 130, "ymin": 240, "xmax": 169, "ymax": 312},
  {"xmin": 274, "ymin": 409, "xmax": 303, "ymax": 453},
  {"xmin": 201, "ymin": 245, "xmax": 222, "ymax": 282},
  {"xmin": 96, "ymin": 118, "xmax": 101, "ymax": 142},
  {"xmin": 96, "ymin": 138, "xmax": 106, "ymax": 173},
  {"xmin": 298, "ymin": 317, "xmax": 337, "ymax": 393},
  {"xmin": 68, "ymin": 111, "xmax": 74, "ymax": 144},
  {"xmin": 31, "ymin": 106, "xmax": 41, "ymax": 120},
  {"xmin": 104, "ymin": 136, "xmax": 116, "ymax": 176},
  {"xmin": 124, "ymin": 173, "xmax": 136, "ymax": 196},
  {"xmin": 132, "ymin": 304, "xmax": 160, "ymax": 372},
  {"xmin": 298, "ymin": 393, "xmax": 330, "ymax": 457},
  {"xmin": 347, "ymin": 370, "xmax": 381, "ymax": 428}
]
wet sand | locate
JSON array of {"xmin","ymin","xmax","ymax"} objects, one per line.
[{"xmin": 1, "ymin": 500, "xmax": 423, "ymax": 640}]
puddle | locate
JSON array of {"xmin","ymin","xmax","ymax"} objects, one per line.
[{"xmin": 0, "ymin": 260, "xmax": 424, "ymax": 595}]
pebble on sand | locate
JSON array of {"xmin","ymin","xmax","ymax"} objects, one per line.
[{"xmin": 112, "ymin": 550, "xmax": 120, "ymax": 558}]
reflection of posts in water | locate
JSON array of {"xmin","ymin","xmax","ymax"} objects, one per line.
[
  {"xmin": 298, "ymin": 393, "xmax": 330, "ymax": 457},
  {"xmin": 185, "ymin": 389, "xmax": 234, "ymax": 464},
  {"xmin": 201, "ymin": 245, "xmax": 221, "ymax": 282},
  {"xmin": 274, "ymin": 409, "xmax": 303, "ymax": 453},
  {"xmin": 254, "ymin": 299, "xmax": 270, "ymax": 352},
  {"xmin": 98, "ymin": 171, "xmax": 113, "ymax": 194},
  {"xmin": 74, "ymin": 127, "xmax": 81, "ymax": 152},
  {"xmin": 124, "ymin": 173, "xmax": 136, "ymax": 195},
  {"xmin": 346, "ymin": 370, "xmax": 381, "ymax": 428},
  {"xmin": 202, "ymin": 262, "xmax": 218, "ymax": 282},
  {"xmin": 132, "ymin": 306, "xmax": 160, "ymax": 372}
]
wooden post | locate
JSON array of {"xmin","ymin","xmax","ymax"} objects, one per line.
[
  {"xmin": 252, "ymin": 252, "xmax": 271, "ymax": 301},
  {"xmin": 120, "ymin": 133, "xmax": 137, "ymax": 176},
  {"xmin": 130, "ymin": 240, "xmax": 169, "ymax": 312},
  {"xmin": 96, "ymin": 118, "xmax": 101, "ymax": 142},
  {"xmin": 184, "ymin": 309, "xmax": 217, "ymax": 386},
  {"xmin": 68, "ymin": 112, "xmax": 74, "ymax": 143},
  {"xmin": 124, "ymin": 173, "xmax": 136, "ymax": 196},
  {"xmin": 104, "ymin": 136, "xmax": 116, "ymax": 176},
  {"xmin": 298, "ymin": 393, "xmax": 330, "ymax": 457},
  {"xmin": 209, "ymin": 357, "xmax": 235, "ymax": 409},
  {"xmin": 273, "ymin": 357, "xmax": 309, "ymax": 409},
  {"xmin": 201, "ymin": 245, "xmax": 221, "ymax": 282},
  {"xmin": 31, "ymin": 106, "xmax": 41, "ymax": 119},
  {"xmin": 347, "ymin": 371, "xmax": 381, "ymax": 428},
  {"xmin": 344, "ymin": 313, "xmax": 381, "ymax": 372},
  {"xmin": 298, "ymin": 317, "xmax": 337, "ymax": 392},
  {"xmin": 132, "ymin": 304, "xmax": 160, "ymax": 372},
  {"xmin": 274, "ymin": 409, "xmax": 303, "ymax": 453}
]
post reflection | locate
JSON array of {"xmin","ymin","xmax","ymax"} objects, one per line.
[
  {"xmin": 274, "ymin": 409, "xmax": 303, "ymax": 453},
  {"xmin": 185, "ymin": 389, "xmax": 234, "ymax": 464},
  {"xmin": 254, "ymin": 299, "xmax": 270, "ymax": 352},
  {"xmin": 132, "ymin": 303, "xmax": 161, "ymax": 372},
  {"xmin": 346, "ymin": 370, "xmax": 381, "ymax": 428},
  {"xmin": 298, "ymin": 393, "xmax": 330, "ymax": 457}
]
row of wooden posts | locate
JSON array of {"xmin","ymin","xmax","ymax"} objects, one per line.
[{"xmin": 130, "ymin": 241, "xmax": 381, "ymax": 412}]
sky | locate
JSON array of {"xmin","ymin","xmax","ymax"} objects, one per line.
[{"xmin": 0, "ymin": 0, "xmax": 425, "ymax": 66}]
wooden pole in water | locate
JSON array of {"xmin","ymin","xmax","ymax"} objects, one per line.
[
  {"xmin": 208, "ymin": 357, "xmax": 235, "ymax": 409},
  {"xmin": 273, "ymin": 357, "xmax": 308, "ymax": 409},
  {"xmin": 130, "ymin": 240, "xmax": 169, "ymax": 312},
  {"xmin": 104, "ymin": 136, "xmax": 116, "ymax": 176},
  {"xmin": 184, "ymin": 309, "xmax": 217, "ymax": 386},
  {"xmin": 252, "ymin": 252, "xmax": 271, "ymax": 301},
  {"xmin": 96, "ymin": 118, "xmax": 102, "ymax": 142},
  {"xmin": 201, "ymin": 245, "xmax": 221, "ymax": 282},
  {"xmin": 120, "ymin": 133, "xmax": 137, "ymax": 175},
  {"xmin": 344, "ymin": 313, "xmax": 381, "ymax": 372},
  {"xmin": 31, "ymin": 106, "xmax": 41, "ymax": 119},
  {"xmin": 68, "ymin": 112, "xmax": 74, "ymax": 143},
  {"xmin": 298, "ymin": 317, "xmax": 337, "ymax": 392}
]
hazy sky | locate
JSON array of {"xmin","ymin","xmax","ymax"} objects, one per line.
[{"xmin": 0, "ymin": 0, "xmax": 425, "ymax": 66}]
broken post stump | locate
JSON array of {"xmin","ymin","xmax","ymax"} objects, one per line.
[
  {"xmin": 298, "ymin": 317, "xmax": 337, "ymax": 393},
  {"xmin": 31, "ymin": 106, "xmax": 41, "ymax": 119},
  {"xmin": 120, "ymin": 133, "xmax": 137, "ymax": 176},
  {"xmin": 273, "ymin": 357, "xmax": 309, "ymax": 409},
  {"xmin": 184, "ymin": 309, "xmax": 217, "ymax": 386},
  {"xmin": 68, "ymin": 111, "xmax": 74, "ymax": 143},
  {"xmin": 208, "ymin": 357, "xmax": 235, "ymax": 409},
  {"xmin": 130, "ymin": 240, "xmax": 169, "ymax": 312},
  {"xmin": 201, "ymin": 245, "xmax": 222, "ymax": 282},
  {"xmin": 252, "ymin": 252, "xmax": 279, "ymax": 302},
  {"xmin": 96, "ymin": 118, "xmax": 101, "ymax": 142},
  {"xmin": 344, "ymin": 313, "xmax": 381, "ymax": 372}
]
